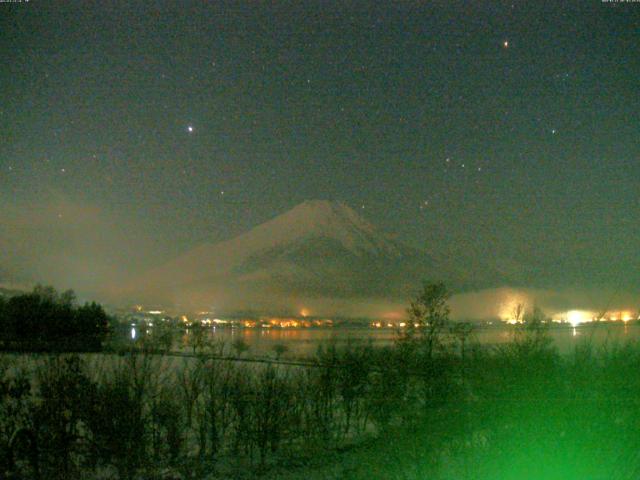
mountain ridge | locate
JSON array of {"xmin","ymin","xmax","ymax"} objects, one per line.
[{"xmin": 125, "ymin": 200, "xmax": 467, "ymax": 313}]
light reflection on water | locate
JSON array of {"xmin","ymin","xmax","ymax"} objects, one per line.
[{"xmin": 167, "ymin": 323, "xmax": 640, "ymax": 357}]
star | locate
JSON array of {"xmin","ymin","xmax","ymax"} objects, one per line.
[
  {"xmin": 551, "ymin": 129, "xmax": 557, "ymax": 135},
  {"xmin": 187, "ymin": 125, "xmax": 194, "ymax": 133},
  {"xmin": 503, "ymin": 40, "xmax": 509, "ymax": 48}
]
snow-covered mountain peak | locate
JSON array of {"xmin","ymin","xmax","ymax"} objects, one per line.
[
  {"xmin": 268, "ymin": 200, "xmax": 374, "ymax": 235},
  {"xmin": 239, "ymin": 200, "xmax": 397, "ymax": 256},
  {"xmin": 140, "ymin": 200, "xmax": 402, "ymax": 284},
  {"xmin": 124, "ymin": 200, "xmax": 459, "ymax": 310}
]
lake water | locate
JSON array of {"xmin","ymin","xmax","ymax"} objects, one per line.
[{"xmin": 164, "ymin": 323, "xmax": 640, "ymax": 358}]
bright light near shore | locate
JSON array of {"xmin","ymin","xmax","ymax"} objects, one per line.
[
  {"xmin": 566, "ymin": 310, "xmax": 594, "ymax": 327},
  {"xmin": 551, "ymin": 309, "xmax": 638, "ymax": 325}
]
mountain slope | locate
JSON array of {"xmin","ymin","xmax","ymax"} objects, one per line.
[{"xmin": 128, "ymin": 200, "xmax": 467, "ymax": 312}]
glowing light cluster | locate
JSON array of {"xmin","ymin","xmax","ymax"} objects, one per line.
[
  {"xmin": 498, "ymin": 294, "xmax": 530, "ymax": 324},
  {"xmin": 565, "ymin": 310, "xmax": 596, "ymax": 327},
  {"xmin": 236, "ymin": 318, "xmax": 333, "ymax": 328},
  {"xmin": 371, "ymin": 321, "xmax": 419, "ymax": 328},
  {"xmin": 609, "ymin": 311, "xmax": 636, "ymax": 322},
  {"xmin": 550, "ymin": 309, "xmax": 638, "ymax": 326}
]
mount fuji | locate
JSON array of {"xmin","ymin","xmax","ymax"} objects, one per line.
[{"xmin": 128, "ymin": 200, "xmax": 489, "ymax": 315}]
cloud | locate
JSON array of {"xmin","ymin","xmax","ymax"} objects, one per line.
[{"xmin": 0, "ymin": 192, "xmax": 154, "ymax": 301}]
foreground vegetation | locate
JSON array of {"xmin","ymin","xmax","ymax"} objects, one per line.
[{"xmin": 1, "ymin": 283, "xmax": 640, "ymax": 479}]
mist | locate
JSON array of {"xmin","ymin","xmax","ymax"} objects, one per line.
[{"xmin": 0, "ymin": 192, "xmax": 158, "ymax": 301}]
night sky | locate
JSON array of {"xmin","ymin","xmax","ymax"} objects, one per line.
[{"xmin": 1, "ymin": 1, "xmax": 639, "ymax": 299}]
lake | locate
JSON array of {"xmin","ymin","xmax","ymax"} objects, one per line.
[{"xmin": 155, "ymin": 322, "xmax": 640, "ymax": 358}]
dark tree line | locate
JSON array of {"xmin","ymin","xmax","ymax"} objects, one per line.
[{"xmin": 0, "ymin": 286, "xmax": 110, "ymax": 351}]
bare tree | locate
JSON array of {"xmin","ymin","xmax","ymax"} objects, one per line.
[{"xmin": 400, "ymin": 281, "xmax": 451, "ymax": 361}]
